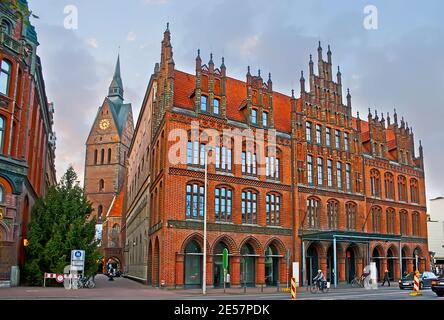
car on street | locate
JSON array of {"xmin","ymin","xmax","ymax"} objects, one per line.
[
  {"xmin": 431, "ymin": 277, "xmax": 444, "ymax": 297},
  {"xmin": 398, "ymin": 271, "xmax": 438, "ymax": 290}
]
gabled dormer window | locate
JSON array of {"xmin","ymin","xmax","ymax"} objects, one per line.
[
  {"xmin": 213, "ymin": 98, "xmax": 220, "ymax": 115},
  {"xmin": 200, "ymin": 95, "xmax": 207, "ymax": 112}
]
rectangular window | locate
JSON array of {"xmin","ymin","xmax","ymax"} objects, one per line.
[
  {"xmin": 344, "ymin": 132, "xmax": 350, "ymax": 152},
  {"xmin": 307, "ymin": 155, "xmax": 313, "ymax": 185},
  {"xmin": 213, "ymin": 98, "xmax": 220, "ymax": 115},
  {"xmin": 200, "ymin": 95, "xmax": 207, "ymax": 112},
  {"xmin": 262, "ymin": 111, "xmax": 268, "ymax": 127},
  {"xmin": 336, "ymin": 162, "xmax": 342, "ymax": 190},
  {"xmin": 251, "ymin": 109, "xmax": 257, "ymax": 124},
  {"xmin": 335, "ymin": 130, "xmax": 341, "ymax": 149},
  {"xmin": 242, "ymin": 191, "xmax": 257, "ymax": 224},
  {"xmin": 266, "ymin": 156, "xmax": 280, "ymax": 180},
  {"xmin": 316, "ymin": 124, "xmax": 322, "ymax": 144},
  {"xmin": 242, "ymin": 151, "xmax": 257, "ymax": 176},
  {"xmin": 326, "ymin": 127, "xmax": 331, "ymax": 147},
  {"xmin": 306, "ymin": 121, "xmax": 312, "ymax": 143},
  {"xmin": 0, "ymin": 60, "xmax": 11, "ymax": 96},
  {"xmin": 266, "ymin": 194, "xmax": 280, "ymax": 226},
  {"xmin": 346, "ymin": 163, "xmax": 352, "ymax": 192},
  {"xmin": 327, "ymin": 159, "xmax": 333, "ymax": 188},
  {"xmin": 317, "ymin": 158, "xmax": 323, "ymax": 186},
  {"xmin": 215, "ymin": 187, "xmax": 232, "ymax": 222}
]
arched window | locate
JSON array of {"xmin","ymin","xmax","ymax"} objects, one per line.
[
  {"xmin": 97, "ymin": 205, "xmax": 103, "ymax": 221},
  {"xmin": 371, "ymin": 206, "xmax": 381, "ymax": 233},
  {"xmin": 1, "ymin": 20, "xmax": 12, "ymax": 35},
  {"xmin": 266, "ymin": 193, "xmax": 281, "ymax": 226},
  {"xmin": 386, "ymin": 208, "xmax": 395, "ymax": 234},
  {"xmin": 398, "ymin": 175, "xmax": 407, "ymax": 202},
  {"xmin": 400, "ymin": 210, "xmax": 408, "ymax": 235},
  {"xmin": 0, "ymin": 116, "xmax": 5, "ymax": 153},
  {"xmin": 370, "ymin": 169, "xmax": 381, "ymax": 197},
  {"xmin": 185, "ymin": 182, "xmax": 205, "ymax": 220},
  {"xmin": 327, "ymin": 200, "xmax": 339, "ymax": 230},
  {"xmin": 99, "ymin": 179, "xmax": 105, "ymax": 192},
  {"xmin": 412, "ymin": 212, "xmax": 420, "ymax": 236},
  {"xmin": 306, "ymin": 198, "xmax": 320, "ymax": 229},
  {"xmin": 94, "ymin": 149, "xmax": 98, "ymax": 164},
  {"xmin": 384, "ymin": 172, "xmax": 394, "ymax": 200},
  {"xmin": 345, "ymin": 202, "xmax": 356, "ymax": 231},
  {"xmin": 214, "ymin": 186, "xmax": 232, "ymax": 222},
  {"xmin": 0, "ymin": 59, "xmax": 12, "ymax": 96},
  {"xmin": 0, "ymin": 184, "xmax": 4, "ymax": 203},
  {"xmin": 242, "ymin": 190, "xmax": 258, "ymax": 224},
  {"xmin": 410, "ymin": 179, "xmax": 419, "ymax": 204},
  {"xmin": 108, "ymin": 148, "xmax": 112, "ymax": 164},
  {"xmin": 100, "ymin": 149, "xmax": 104, "ymax": 164}
]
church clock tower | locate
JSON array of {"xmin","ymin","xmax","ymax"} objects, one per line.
[{"xmin": 84, "ymin": 56, "xmax": 134, "ymax": 227}]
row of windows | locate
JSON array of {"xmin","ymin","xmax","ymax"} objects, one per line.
[
  {"xmin": 307, "ymin": 155, "xmax": 351, "ymax": 191},
  {"xmin": 186, "ymin": 142, "xmax": 280, "ymax": 180},
  {"xmin": 250, "ymin": 109, "xmax": 269, "ymax": 127},
  {"xmin": 185, "ymin": 183, "xmax": 281, "ymax": 226},
  {"xmin": 371, "ymin": 207, "xmax": 420, "ymax": 236},
  {"xmin": 93, "ymin": 148, "xmax": 112, "ymax": 165},
  {"xmin": 306, "ymin": 199, "xmax": 357, "ymax": 231},
  {"xmin": 200, "ymin": 96, "xmax": 220, "ymax": 115},
  {"xmin": 370, "ymin": 169, "xmax": 419, "ymax": 203},
  {"xmin": 306, "ymin": 121, "xmax": 350, "ymax": 151}
]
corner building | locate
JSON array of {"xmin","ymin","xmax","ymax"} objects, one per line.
[{"xmin": 126, "ymin": 26, "xmax": 429, "ymax": 288}]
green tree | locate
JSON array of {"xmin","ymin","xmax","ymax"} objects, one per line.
[{"xmin": 23, "ymin": 166, "xmax": 102, "ymax": 285}]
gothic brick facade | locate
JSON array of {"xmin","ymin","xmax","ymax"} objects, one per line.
[{"xmin": 125, "ymin": 25, "xmax": 429, "ymax": 288}]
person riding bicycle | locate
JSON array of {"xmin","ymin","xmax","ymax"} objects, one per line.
[{"xmin": 313, "ymin": 269, "xmax": 326, "ymax": 289}]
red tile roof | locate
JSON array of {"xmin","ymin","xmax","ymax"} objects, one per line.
[{"xmin": 108, "ymin": 189, "xmax": 125, "ymax": 218}]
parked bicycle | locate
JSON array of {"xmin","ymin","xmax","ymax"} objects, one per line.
[
  {"xmin": 72, "ymin": 275, "xmax": 95, "ymax": 289},
  {"xmin": 351, "ymin": 276, "xmax": 365, "ymax": 288}
]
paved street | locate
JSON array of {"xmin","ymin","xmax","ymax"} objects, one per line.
[{"xmin": 0, "ymin": 275, "xmax": 442, "ymax": 300}]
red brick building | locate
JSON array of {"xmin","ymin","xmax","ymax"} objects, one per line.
[
  {"xmin": 0, "ymin": 0, "xmax": 57, "ymax": 286},
  {"xmin": 84, "ymin": 55, "xmax": 134, "ymax": 272},
  {"xmin": 125, "ymin": 26, "xmax": 429, "ymax": 288}
]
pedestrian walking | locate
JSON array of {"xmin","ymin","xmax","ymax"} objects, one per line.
[{"xmin": 381, "ymin": 269, "xmax": 390, "ymax": 286}]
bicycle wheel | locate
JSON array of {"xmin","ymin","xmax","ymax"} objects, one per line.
[
  {"xmin": 72, "ymin": 279, "xmax": 80, "ymax": 290},
  {"xmin": 87, "ymin": 280, "xmax": 95, "ymax": 289},
  {"xmin": 351, "ymin": 278, "xmax": 358, "ymax": 288},
  {"xmin": 310, "ymin": 283, "xmax": 318, "ymax": 294}
]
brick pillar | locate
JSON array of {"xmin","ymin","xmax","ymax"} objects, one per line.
[
  {"xmin": 338, "ymin": 254, "xmax": 346, "ymax": 282},
  {"xmin": 206, "ymin": 255, "xmax": 213, "ymax": 286},
  {"xmin": 320, "ymin": 255, "xmax": 328, "ymax": 277},
  {"xmin": 280, "ymin": 258, "xmax": 287, "ymax": 286},
  {"xmin": 231, "ymin": 256, "xmax": 241, "ymax": 286},
  {"xmin": 356, "ymin": 258, "xmax": 363, "ymax": 278},
  {"xmin": 175, "ymin": 253, "xmax": 184, "ymax": 287},
  {"xmin": 257, "ymin": 256, "xmax": 265, "ymax": 285},
  {"xmin": 394, "ymin": 258, "xmax": 400, "ymax": 280},
  {"xmin": 407, "ymin": 259, "xmax": 414, "ymax": 273}
]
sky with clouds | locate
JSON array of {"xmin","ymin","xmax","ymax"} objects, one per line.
[{"xmin": 27, "ymin": 0, "xmax": 444, "ymax": 201}]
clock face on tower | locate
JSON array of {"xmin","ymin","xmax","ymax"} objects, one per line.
[{"xmin": 99, "ymin": 119, "xmax": 110, "ymax": 130}]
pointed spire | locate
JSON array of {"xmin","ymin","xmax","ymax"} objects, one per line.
[
  {"xmin": 393, "ymin": 108, "xmax": 398, "ymax": 126},
  {"xmin": 309, "ymin": 54, "xmax": 314, "ymax": 75},
  {"xmin": 220, "ymin": 56, "xmax": 226, "ymax": 76},
  {"xmin": 108, "ymin": 54, "xmax": 124, "ymax": 101},
  {"xmin": 300, "ymin": 70, "xmax": 305, "ymax": 93},
  {"xmin": 209, "ymin": 53, "xmax": 214, "ymax": 65},
  {"xmin": 346, "ymin": 88, "xmax": 351, "ymax": 108},
  {"xmin": 258, "ymin": 68, "xmax": 261, "ymax": 79},
  {"xmin": 374, "ymin": 109, "xmax": 379, "ymax": 121},
  {"xmin": 291, "ymin": 89, "xmax": 295, "ymax": 99},
  {"xmin": 163, "ymin": 22, "xmax": 171, "ymax": 43},
  {"xmin": 327, "ymin": 44, "xmax": 332, "ymax": 64},
  {"xmin": 221, "ymin": 56, "xmax": 225, "ymax": 68},
  {"xmin": 247, "ymin": 65, "xmax": 251, "ymax": 76},
  {"xmin": 337, "ymin": 66, "xmax": 342, "ymax": 84},
  {"xmin": 387, "ymin": 112, "xmax": 391, "ymax": 126},
  {"xmin": 368, "ymin": 107, "xmax": 372, "ymax": 118},
  {"xmin": 195, "ymin": 49, "xmax": 202, "ymax": 71},
  {"xmin": 401, "ymin": 116, "xmax": 405, "ymax": 129},
  {"xmin": 317, "ymin": 41, "xmax": 323, "ymax": 61},
  {"xmin": 267, "ymin": 72, "xmax": 272, "ymax": 91},
  {"xmin": 166, "ymin": 22, "xmax": 169, "ymax": 32},
  {"xmin": 357, "ymin": 111, "xmax": 360, "ymax": 119}
]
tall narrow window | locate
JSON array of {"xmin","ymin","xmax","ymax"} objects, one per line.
[
  {"xmin": 326, "ymin": 127, "xmax": 331, "ymax": 147},
  {"xmin": 398, "ymin": 175, "xmax": 407, "ymax": 202},
  {"xmin": 327, "ymin": 200, "xmax": 339, "ymax": 230},
  {"xmin": 346, "ymin": 163, "xmax": 352, "ymax": 192},
  {"xmin": 316, "ymin": 124, "xmax": 322, "ymax": 144},
  {"xmin": 306, "ymin": 121, "xmax": 312, "ymax": 143},
  {"xmin": 400, "ymin": 210, "xmax": 408, "ymax": 235},
  {"xmin": 370, "ymin": 169, "xmax": 381, "ymax": 197},
  {"xmin": 251, "ymin": 109, "xmax": 257, "ymax": 124},
  {"xmin": 216, "ymin": 145, "xmax": 232, "ymax": 173},
  {"xmin": 371, "ymin": 207, "xmax": 381, "ymax": 233},
  {"xmin": 187, "ymin": 140, "xmax": 206, "ymax": 168},
  {"xmin": 213, "ymin": 98, "xmax": 220, "ymax": 115},
  {"xmin": 266, "ymin": 193, "xmax": 281, "ymax": 226},
  {"xmin": 410, "ymin": 179, "xmax": 419, "ymax": 204},
  {"xmin": 186, "ymin": 183, "xmax": 205, "ymax": 220},
  {"xmin": 386, "ymin": 208, "xmax": 395, "ymax": 234},
  {"xmin": 97, "ymin": 205, "xmax": 103, "ymax": 222},
  {"xmin": 101, "ymin": 149, "xmax": 105, "ymax": 164},
  {"xmin": 108, "ymin": 148, "xmax": 112, "ymax": 164},
  {"xmin": 307, "ymin": 155, "xmax": 313, "ymax": 185},
  {"xmin": 327, "ymin": 159, "xmax": 333, "ymax": 188},
  {"xmin": 0, "ymin": 116, "xmax": 5, "ymax": 153},
  {"xmin": 336, "ymin": 161, "xmax": 342, "ymax": 190},
  {"xmin": 99, "ymin": 179, "xmax": 105, "ymax": 192},
  {"xmin": 384, "ymin": 173, "xmax": 394, "ymax": 200},
  {"xmin": 317, "ymin": 157, "xmax": 323, "ymax": 186},
  {"xmin": 0, "ymin": 60, "xmax": 12, "ymax": 96},
  {"xmin": 215, "ymin": 187, "xmax": 232, "ymax": 222},
  {"xmin": 242, "ymin": 190, "xmax": 257, "ymax": 224},
  {"xmin": 266, "ymin": 156, "xmax": 280, "ymax": 180},
  {"xmin": 344, "ymin": 132, "xmax": 350, "ymax": 151},
  {"xmin": 242, "ymin": 151, "xmax": 257, "ymax": 176},
  {"xmin": 307, "ymin": 198, "xmax": 320, "ymax": 229},
  {"xmin": 346, "ymin": 202, "xmax": 356, "ymax": 230},
  {"xmin": 94, "ymin": 149, "xmax": 98, "ymax": 165},
  {"xmin": 200, "ymin": 96, "xmax": 208, "ymax": 112},
  {"xmin": 412, "ymin": 212, "xmax": 420, "ymax": 236},
  {"xmin": 335, "ymin": 129, "xmax": 341, "ymax": 149},
  {"xmin": 262, "ymin": 111, "xmax": 268, "ymax": 128}
]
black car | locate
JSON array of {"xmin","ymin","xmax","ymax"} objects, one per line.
[
  {"xmin": 431, "ymin": 277, "xmax": 444, "ymax": 297},
  {"xmin": 398, "ymin": 271, "xmax": 438, "ymax": 290}
]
